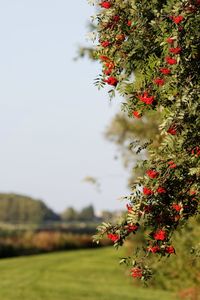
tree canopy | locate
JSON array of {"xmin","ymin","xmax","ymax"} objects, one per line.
[
  {"xmin": 0, "ymin": 194, "xmax": 60, "ymax": 224},
  {"xmin": 89, "ymin": 0, "xmax": 200, "ymax": 281}
]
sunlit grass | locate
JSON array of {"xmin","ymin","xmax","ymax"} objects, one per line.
[{"xmin": 0, "ymin": 247, "xmax": 176, "ymax": 300}]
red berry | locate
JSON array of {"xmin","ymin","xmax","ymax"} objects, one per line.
[
  {"xmin": 131, "ymin": 268, "xmax": 143, "ymax": 278},
  {"xmin": 154, "ymin": 229, "xmax": 166, "ymax": 241},
  {"xmin": 107, "ymin": 233, "xmax": 120, "ymax": 242},
  {"xmin": 101, "ymin": 41, "xmax": 110, "ymax": 48},
  {"xmin": 146, "ymin": 170, "xmax": 159, "ymax": 179},
  {"xmin": 160, "ymin": 68, "xmax": 171, "ymax": 75},
  {"xmin": 172, "ymin": 16, "xmax": 184, "ymax": 24},
  {"xmin": 147, "ymin": 245, "xmax": 160, "ymax": 253},
  {"xmin": 166, "ymin": 37, "xmax": 175, "ymax": 44},
  {"xmin": 138, "ymin": 92, "xmax": 155, "ymax": 105},
  {"xmin": 165, "ymin": 246, "xmax": 175, "ymax": 254},
  {"xmin": 157, "ymin": 187, "xmax": 166, "ymax": 194},
  {"xmin": 113, "ymin": 15, "xmax": 120, "ymax": 22},
  {"xmin": 169, "ymin": 47, "xmax": 182, "ymax": 54},
  {"xmin": 133, "ymin": 111, "xmax": 141, "ymax": 119},
  {"xmin": 172, "ymin": 204, "xmax": 182, "ymax": 212},
  {"xmin": 100, "ymin": 1, "xmax": 111, "ymax": 9},
  {"xmin": 153, "ymin": 78, "xmax": 165, "ymax": 86},
  {"xmin": 167, "ymin": 126, "xmax": 177, "ymax": 135},
  {"xmin": 104, "ymin": 76, "xmax": 118, "ymax": 86},
  {"xmin": 143, "ymin": 187, "xmax": 154, "ymax": 195},
  {"xmin": 165, "ymin": 56, "xmax": 177, "ymax": 65}
]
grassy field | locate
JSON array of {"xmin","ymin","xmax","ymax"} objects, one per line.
[{"xmin": 0, "ymin": 247, "xmax": 177, "ymax": 300}]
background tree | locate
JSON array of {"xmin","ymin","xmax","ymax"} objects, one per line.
[
  {"xmin": 79, "ymin": 205, "xmax": 95, "ymax": 221},
  {"xmin": 105, "ymin": 111, "xmax": 162, "ymax": 185},
  {"xmin": 0, "ymin": 194, "xmax": 60, "ymax": 224},
  {"xmin": 61, "ymin": 207, "xmax": 78, "ymax": 222}
]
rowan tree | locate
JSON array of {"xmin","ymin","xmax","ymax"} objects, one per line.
[{"xmin": 87, "ymin": 0, "xmax": 200, "ymax": 281}]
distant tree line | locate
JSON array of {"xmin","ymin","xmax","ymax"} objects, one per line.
[
  {"xmin": 0, "ymin": 194, "xmax": 119, "ymax": 225},
  {"xmin": 0, "ymin": 194, "xmax": 59, "ymax": 224},
  {"xmin": 61, "ymin": 205, "xmax": 96, "ymax": 222}
]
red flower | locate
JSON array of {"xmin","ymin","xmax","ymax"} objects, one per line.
[
  {"xmin": 146, "ymin": 169, "xmax": 159, "ymax": 179},
  {"xmin": 113, "ymin": 15, "xmax": 120, "ymax": 22},
  {"xmin": 165, "ymin": 246, "xmax": 175, "ymax": 254},
  {"xmin": 169, "ymin": 47, "xmax": 182, "ymax": 54},
  {"xmin": 153, "ymin": 78, "xmax": 165, "ymax": 86},
  {"xmin": 127, "ymin": 20, "xmax": 132, "ymax": 26},
  {"xmin": 154, "ymin": 229, "xmax": 166, "ymax": 241},
  {"xmin": 157, "ymin": 187, "xmax": 166, "ymax": 194},
  {"xmin": 107, "ymin": 233, "xmax": 120, "ymax": 242},
  {"xmin": 126, "ymin": 204, "xmax": 133, "ymax": 212},
  {"xmin": 172, "ymin": 203, "xmax": 182, "ymax": 212},
  {"xmin": 166, "ymin": 37, "xmax": 175, "ymax": 44},
  {"xmin": 147, "ymin": 245, "xmax": 160, "ymax": 253},
  {"xmin": 101, "ymin": 41, "xmax": 110, "ymax": 47},
  {"xmin": 133, "ymin": 111, "xmax": 141, "ymax": 119},
  {"xmin": 167, "ymin": 126, "xmax": 177, "ymax": 135},
  {"xmin": 143, "ymin": 187, "xmax": 154, "ymax": 195},
  {"xmin": 138, "ymin": 92, "xmax": 155, "ymax": 105},
  {"xmin": 131, "ymin": 267, "xmax": 143, "ymax": 278},
  {"xmin": 172, "ymin": 16, "xmax": 184, "ymax": 24},
  {"xmin": 100, "ymin": 1, "xmax": 111, "ymax": 9},
  {"xmin": 160, "ymin": 68, "xmax": 171, "ymax": 75},
  {"xmin": 104, "ymin": 76, "xmax": 118, "ymax": 86},
  {"xmin": 165, "ymin": 56, "xmax": 177, "ymax": 65}
]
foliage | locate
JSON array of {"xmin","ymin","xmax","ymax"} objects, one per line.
[
  {"xmin": 0, "ymin": 194, "xmax": 99, "ymax": 225},
  {"xmin": 104, "ymin": 95, "xmax": 200, "ymax": 292},
  {"xmin": 0, "ymin": 230, "xmax": 112, "ymax": 258},
  {"xmin": 89, "ymin": 0, "xmax": 200, "ymax": 281},
  {"xmin": 79, "ymin": 205, "xmax": 95, "ymax": 221},
  {"xmin": 123, "ymin": 216, "xmax": 200, "ymax": 293},
  {"xmin": 61, "ymin": 205, "xmax": 96, "ymax": 222},
  {"xmin": 152, "ymin": 216, "xmax": 200, "ymax": 291},
  {"xmin": 105, "ymin": 111, "xmax": 162, "ymax": 185},
  {"xmin": 61, "ymin": 207, "xmax": 78, "ymax": 221},
  {"xmin": 0, "ymin": 194, "xmax": 60, "ymax": 224}
]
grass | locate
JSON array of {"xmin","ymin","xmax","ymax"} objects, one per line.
[{"xmin": 0, "ymin": 247, "xmax": 177, "ymax": 300}]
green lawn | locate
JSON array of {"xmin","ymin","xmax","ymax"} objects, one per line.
[{"xmin": 0, "ymin": 247, "xmax": 177, "ymax": 300}]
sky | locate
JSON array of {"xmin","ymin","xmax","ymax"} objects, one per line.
[{"xmin": 0, "ymin": 0, "xmax": 129, "ymax": 213}]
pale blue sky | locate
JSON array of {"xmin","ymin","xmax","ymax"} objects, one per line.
[{"xmin": 0, "ymin": 0, "xmax": 129, "ymax": 213}]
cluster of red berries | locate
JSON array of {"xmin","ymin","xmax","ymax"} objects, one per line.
[
  {"xmin": 147, "ymin": 244, "xmax": 175, "ymax": 254},
  {"xmin": 143, "ymin": 169, "xmax": 167, "ymax": 196},
  {"xmin": 132, "ymin": 16, "xmax": 183, "ymax": 121},
  {"xmin": 107, "ymin": 222, "xmax": 139, "ymax": 244},
  {"xmin": 107, "ymin": 233, "xmax": 119, "ymax": 242},
  {"xmin": 99, "ymin": 3, "xmax": 135, "ymax": 87},
  {"xmin": 99, "ymin": 56, "xmax": 118, "ymax": 86}
]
